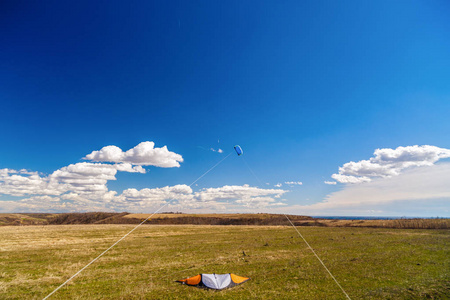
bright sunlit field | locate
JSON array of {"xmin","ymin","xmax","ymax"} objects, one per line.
[{"xmin": 1, "ymin": 224, "xmax": 449, "ymax": 299}]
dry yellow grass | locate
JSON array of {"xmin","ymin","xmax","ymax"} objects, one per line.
[
  {"xmin": 313, "ymin": 218, "xmax": 450, "ymax": 229},
  {"xmin": 1, "ymin": 224, "xmax": 449, "ymax": 299}
]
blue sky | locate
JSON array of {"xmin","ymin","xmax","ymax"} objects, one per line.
[{"xmin": 1, "ymin": 1, "xmax": 449, "ymax": 216}]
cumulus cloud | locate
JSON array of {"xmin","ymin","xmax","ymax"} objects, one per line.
[
  {"xmin": 332, "ymin": 145, "xmax": 450, "ymax": 183},
  {"xmin": 91, "ymin": 184, "xmax": 287, "ymax": 211},
  {"xmin": 194, "ymin": 184, "xmax": 287, "ymax": 208},
  {"xmin": 1, "ymin": 141, "xmax": 185, "ymax": 212},
  {"xmin": 48, "ymin": 162, "xmax": 117, "ymax": 194},
  {"xmin": 114, "ymin": 163, "xmax": 146, "ymax": 173},
  {"xmin": 18, "ymin": 169, "xmax": 40, "ymax": 175},
  {"xmin": 0, "ymin": 169, "xmax": 17, "ymax": 176},
  {"xmin": 0, "ymin": 142, "xmax": 183, "ymax": 206},
  {"xmin": 1, "ymin": 181, "xmax": 287, "ymax": 212},
  {"xmin": 285, "ymin": 181, "xmax": 303, "ymax": 185},
  {"xmin": 274, "ymin": 183, "xmax": 282, "ymax": 187},
  {"xmin": 209, "ymin": 148, "xmax": 223, "ymax": 153},
  {"xmin": 118, "ymin": 185, "xmax": 193, "ymax": 203},
  {"xmin": 0, "ymin": 168, "xmax": 59, "ymax": 197},
  {"xmin": 84, "ymin": 141, "xmax": 183, "ymax": 168},
  {"xmin": 10, "ymin": 195, "xmax": 108, "ymax": 213},
  {"xmin": 1, "ymin": 151, "xmax": 287, "ymax": 212},
  {"xmin": 305, "ymin": 163, "xmax": 450, "ymax": 215},
  {"xmin": 324, "ymin": 181, "xmax": 337, "ymax": 185},
  {"xmin": 259, "ymin": 163, "xmax": 450, "ymax": 217},
  {"xmin": 0, "ymin": 162, "xmax": 151, "ymax": 200},
  {"xmin": 331, "ymin": 174, "xmax": 371, "ymax": 184}
]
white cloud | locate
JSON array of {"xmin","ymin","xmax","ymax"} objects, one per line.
[
  {"xmin": 0, "ymin": 169, "xmax": 60, "ymax": 197},
  {"xmin": 0, "ymin": 161, "xmax": 152, "ymax": 200},
  {"xmin": 285, "ymin": 181, "xmax": 303, "ymax": 185},
  {"xmin": 331, "ymin": 174, "xmax": 371, "ymax": 184},
  {"xmin": 209, "ymin": 148, "xmax": 223, "ymax": 154},
  {"xmin": 111, "ymin": 184, "xmax": 288, "ymax": 211},
  {"xmin": 0, "ymin": 169, "xmax": 17, "ymax": 176},
  {"xmin": 48, "ymin": 162, "xmax": 118, "ymax": 194},
  {"xmin": 275, "ymin": 163, "xmax": 450, "ymax": 216},
  {"xmin": 84, "ymin": 141, "xmax": 183, "ymax": 168},
  {"xmin": 1, "ymin": 158, "xmax": 288, "ymax": 212},
  {"xmin": 324, "ymin": 181, "xmax": 337, "ymax": 185},
  {"xmin": 274, "ymin": 183, "xmax": 282, "ymax": 187},
  {"xmin": 332, "ymin": 145, "xmax": 450, "ymax": 183},
  {"xmin": 19, "ymin": 169, "xmax": 39, "ymax": 175},
  {"xmin": 0, "ymin": 141, "xmax": 184, "ymax": 201},
  {"xmin": 326, "ymin": 163, "xmax": 450, "ymax": 206},
  {"xmin": 118, "ymin": 185, "xmax": 193, "ymax": 203},
  {"xmin": 114, "ymin": 163, "xmax": 146, "ymax": 173},
  {"xmin": 15, "ymin": 195, "xmax": 108, "ymax": 213},
  {"xmin": 194, "ymin": 184, "xmax": 287, "ymax": 208}
]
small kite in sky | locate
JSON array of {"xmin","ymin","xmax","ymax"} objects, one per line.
[{"xmin": 234, "ymin": 145, "xmax": 243, "ymax": 156}]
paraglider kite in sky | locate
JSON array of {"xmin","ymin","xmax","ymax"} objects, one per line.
[{"xmin": 234, "ymin": 145, "xmax": 243, "ymax": 156}]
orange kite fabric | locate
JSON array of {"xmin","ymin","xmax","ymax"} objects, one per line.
[{"xmin": 177, "ymin": 273, "xmax": 250, "ymax": 290}]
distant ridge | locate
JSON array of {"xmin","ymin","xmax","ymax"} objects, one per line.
[{"xmin": 1, "ymin": 213, "xmax": 448, "ymax": 229}]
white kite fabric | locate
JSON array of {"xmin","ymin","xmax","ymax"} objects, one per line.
[
  {"xmin": 201, "ymin": 274, "xmax": 232, "ymax": 289},
  {"xmin": 176, "ymin": 273, "xmax": 250, "ymax": 290}
]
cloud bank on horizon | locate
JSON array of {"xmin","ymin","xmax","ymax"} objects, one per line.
[
  {"xmin": 0, "ymin": 142, "xmax": 288, "ymax": 213},
  {"xmin": 290, "ymin": 162, "xmax": 450, "ymax": 216},
  {"xmin": 278, "ymin": 145, "xmax": 450, "ymax": 216},
  {"xmin": 1, "ymin": 142, "xmax": 449, "ymax": 216}
]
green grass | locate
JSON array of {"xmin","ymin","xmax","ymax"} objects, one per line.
[{"xmin": 1, "ymin": 225, "xmax": 448, "ymax": 299}]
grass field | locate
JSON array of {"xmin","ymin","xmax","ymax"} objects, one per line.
[{"xmin": 1, "ymin": 224, "xmax": 449, "ymax": 299}]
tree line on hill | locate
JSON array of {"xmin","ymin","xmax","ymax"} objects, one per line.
[{"xmin": 0, "ymin": 212, "xmax": 448, "ymax": 229}]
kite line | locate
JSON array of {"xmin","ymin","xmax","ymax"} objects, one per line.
[
  {"xmin": 42, "ymin": 205, "xmax": 168, "ymax": 300},
  {"xmin": 240, "ymin": 154, "xmax": 351, "ymax": 299},
  {"xmin": 188, "ymin": 152, "xmax": 232, "ymax": 187},
  {"xmin": 284, "ymin": 214, "xmax": 351, "ymax": 299},
  {"xmin": 43, "ymin": 152, "xmax": 232, "ymax": 299}
]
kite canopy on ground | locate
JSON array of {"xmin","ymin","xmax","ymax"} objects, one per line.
[{"xmin": 177, "ymin": 273, "xmax": 250, "ymax": 290}]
